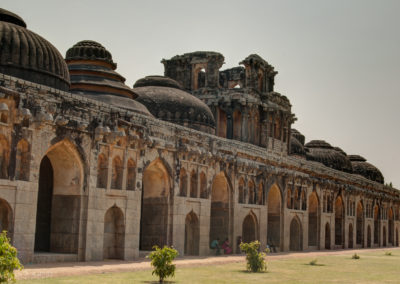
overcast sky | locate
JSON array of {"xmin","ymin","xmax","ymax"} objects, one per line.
[{"xmin": 3, "ymin": 0, "xmax": 400, "ymax": 187}]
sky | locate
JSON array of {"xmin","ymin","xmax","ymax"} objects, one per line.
[{"xmin": 3, "ymin": 0, "xmax": 400, "ymax": 187}]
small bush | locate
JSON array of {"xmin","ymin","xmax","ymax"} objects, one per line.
[
  {"xmin": 0, "ymin": 231, "xmax": 23, "ymax": 283},
  {"xmin": 239, "ymin": 241, "xmax": 267, "ymax": 272},
  {"xmin": 309, "ymin": 259, "xmax": 318, "ymax": 266},
  {"xmin": 147, "ymin": 245, "xmax": 178, "ymax": 283},
  {"xmin": 352, "ymin": 253, "xmax": 360, "ymax": 259},
  {"xmin": 385, "ymin": 251, "xmax": 392, "ymax": 256}
]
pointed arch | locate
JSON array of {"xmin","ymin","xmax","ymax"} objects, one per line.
[
  {"xmin": 267, "ymin": 183, "xmax": 282, "ymax": 250},
  {"xmin": 185, "ymin": 211, "xmax": 199, "ymax": 256},
  {"xmin": 248, "ymin": 180, "xmax": 255, "ymax": 204},
  {"xmin": 374, "ymin": 205, "xmax": 379, "ymax": 245},
  {"xmin": 190, "ymin": 170, "xmax": 197, "ymax": 198},
  {"xmin": 301, "ymin": 189, "xmax": 307, "ymax": 210},
  {"xmin": 199, "ymin": 171, "xmax": 207, "ymax": 199},
  {"xmin": 356, "ymin": 201, "xmax": 363, "ymax": 245},
  {"xmin": 0, "ymin": 135, "xmax": 9, "ymax": 179},
  {"xmin": 0, "ymin": 198, "xmax": 13, "ymax": 239},
  {"xmin": 294, "ymin": 186, "xmax": 300, "ymax": 210},
  {"xmin": 289, "ymin": 215, "xmax": 303, "ymax": 251},
  {"xmin": 15, "ymin": 139, "xmax": 30, "ymax": 181},
  {"xmin": 257, "ymin": 182, "xmax": 264, "ymax": 205},
  {"xmin": 242, "ymin": 211, "xmax": 258, "ymax": 243},
  {"xmin": 388, "ymin": 207, "xmax": 394, "ymax": 245},
  {"xmin": 97, "ymin": 153, "xmax": 108, "ymax": 188},
  {"xmin": 287, "ymin": 188, "xmax": 292, "ymax": 209},
  {"xmin": 179, "ymin": 168, "xmax": 188, "ymax": 197},
  {"xmin": 335, "ymin": 195, "xmax": 344, "ymax": 246},
  {"xmin": 103, "ymin": 206, "xmax": 125, "ymax": 260},
  {"xmin": 308, "ymin": 192, "xmax": 319, "ymax": 247},
  {"xmin": 238, "ymin": 177, "xmax": 245, "ymax": 204},
  {"xmin": 127, "ymin": 158, "xmax": 136, "ymax": 190},
  {"xmin": 111, "ymin": 156, "xmax": 123, "ymax": 189}
]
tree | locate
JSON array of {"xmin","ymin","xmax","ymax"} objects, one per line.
[
  {"xmin": 0, "ymin": 231, "xmax": 23, "ymax": 283},
  {"xmin": 148, "ymin": 246, "xmax": 178, "ymax": 283}
]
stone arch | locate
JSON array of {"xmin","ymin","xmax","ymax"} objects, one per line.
[
  {"xmin": 294, "ymin": 186, "xmax": 300, "ymax": 210},
  {"xmin": 103, "ymin": 206, "xmax": 125, "ymax": 260},
  {"xmin": 217, "ymin": 108, "xmax": 227, "ymax": 138},
  {"xmin": 388, "ymin": 207, "xmax": 394, "ymax": 245},
  {"xmin": 308, "ymin": 192, "xmax": 319, "ymax": 247},
  {"xmin": 190, "ymin": 170, "xmax": 197, "ymax": 198},
  {"xmin": 267, "ymin": 184, "xmax": 282, "ymax": 250},
  {"xmin": 242, "ymin": 212, "xmax": 258, "ymax": 243},
  {"xmin": 0, "ymin": 135, "xmax": 9, "ymax": 179},
  {"xmin": 348, "ymin": 223, "xmax": 354, "ymax": 248},
  {"xmin": 209, "ymin": 172, "xmax": 231, "ymax": 244},
  {"xmin": 248, "ymin": 180, "xmax": 255, "ymax": 204},
  {"xmin": 356, "ymin": 201, "xmax": 363, "ymax": 246},
  {"xmin": 199, "ymin": 171, "xmax": 207, "ymax": 199},
  {"xmin": 184, "ymin": 211, "xmax": 199, "ymax": 256},
  {"xmin": 238, "ymin": 177, "xmax": 245, "ymax": 204},
  {"xmin": 140, "ymin": 158, "xmax": 171, "ymax": 250},
  {"xmin": 374, "ymin": 205, "xmax": 379, "ymax": 245},
  {"xmin": 34, "ymin": 139, "xmax": 84, "ymax": 253},
  {"xmin": 111, "ymin": 156, "xmax": 123, "ymax": 189},
  {"xmin": 325, "ymin": 222, "xmax": 331, "ymax": 249},
  {"xmin": 286, "ymin": 188, "xmax": 292, "ymax": 209},
  {"xmin": 367, "ymin": 225, "xmax": 372, "ymax": 247},
  {"xmin": 233, "ymin": 109, "xmax": 242, "ymax": 140},
  {"xmin": 257, "ymin": 182, "xmax": 264, "ymax": 205},
  {"xmin": 289, "ymin": 216, "xmax": 303, "ymax": 251},
  {"xmin": 97, "ymin": 153, "xmax": 108, "ymax": 189},
  {"xmin": 127, "ymin": 158, "xmax": 136, "ymax": 190},
  {"xmin": 301, "ymin": 189, "xmax": 306, "ymax": 210},
  {"xmin": 15, "ymin": 139, "xmax": 30, "ymax": 181},
  {"xmin": 335, "ymin": 195, "xmax": 344, "ymax": 247},
  {"xmin": 179, "ymin": 168, "xmax": 188, "ymax": 197},
  {"xmin": 0, "ymin": 198, "xmax": 13, "ymax": 239}
]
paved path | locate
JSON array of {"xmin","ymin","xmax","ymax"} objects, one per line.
[{"xmin": 16, "ymin": 247, "xmax": 400, "ymax": 280}]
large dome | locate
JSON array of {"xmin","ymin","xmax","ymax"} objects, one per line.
[
  {"xmin": 305, "ymin": 140, "xmax": 353, "ymax": 173},
  {"xmin": 0, "ymin": 8, "xmax": 70, "ymax": 90},
  {"xmin": 289, "ymin": 129, "xmax": 306, "ymax": 157},
  {"xmin": 348, "ymin": 155, "xmax": 384, "ymax": 184},
  {"xmin": 133, "ymin": 76, "xmax": 215, "ymax": 134}
]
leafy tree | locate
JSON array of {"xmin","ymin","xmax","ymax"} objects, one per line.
[
  {"xmin": 148, "ymin": 245, "xmax": 178, "ymax": 283},
  {"xmin": 0, "ymin": 231, "xmax": 23, "ymax": 283},
  {"xmin": 239, "ymin": 241, "xmax": 268, "ymax": 272}
]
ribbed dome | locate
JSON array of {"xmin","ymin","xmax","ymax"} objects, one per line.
[
  {"xmin": 290, "ymin": 137, "xmax": 306, "ymax": 157},
  {"xmin": 0, "ymin": 8, "xmax": 70, "ymax": 90},
  {"xmin": 305, "ymin": 140, "xmax": 353, "ymax": 173},
  {"xmin": 133, "ymin": 76, "xmax": 215, "ymax": 134},
  {"xmin": 348, "ymin": 155, "xmax": 384, "ymax": 184},
  {"xmin": 291, "ymin": 129, "xmax": 305, "ymax": 145},
  {"xmin": 66, "ymin": 40, "xmax": 151, "ymax": 116}
]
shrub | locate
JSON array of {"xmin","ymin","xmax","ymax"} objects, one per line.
[
  {"xmin": 239, "ymin": 241, "xmax": 267, "ymax": 272},
  {"xmin": 309, "ymin": 259, "xmax": 318, "ymax": 266},
  {"xmin": 352, "ymin": 253, "xmax": 360, "ymax": 259},
  {"xmin": 385, "ymin": 251, "xmax": 392, "ymax": 256},
  {"xmin": 0, "ymin": 231, "xmax": 23, "ymax": 283},
  {"xmin": 147, "ymin": 245, "xmax": 178, "ymax": 283}
]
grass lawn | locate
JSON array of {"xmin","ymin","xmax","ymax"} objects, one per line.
[{"xmin": 18, "ymin": 250, "xmax": 400, "ymax": 283}]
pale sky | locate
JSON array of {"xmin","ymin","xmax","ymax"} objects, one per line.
[{"xmin": 3, "ymin": 0, "xmax": 400, "ymax": 187}]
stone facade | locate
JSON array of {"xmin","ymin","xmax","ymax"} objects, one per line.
[{"xmin": 0, "ymin": 8, "xmax": 399, "ymax": 264}]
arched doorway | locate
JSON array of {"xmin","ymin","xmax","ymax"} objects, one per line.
[
  {"xmin": 103, "ymin": 206, "xmax": 125, "ymax": 259},
  {"xmin": 373, "ymin": 205, "xmax": 379, "ymax": 245},
  {"xmin": 348, "ymin": 223, "xmax": 353, "ymax": 248},
  {"xmin": 325, "ymin": 222, "xmax": 331, "ymax": 249},
  {"xmin": 367, "ymin": 225, "xmax": 372, "ymax": 248},
  {"xmin": 209, "ymin": 172, "xmax": 230, "ymax": 244},
  {"xmin": 242, "ymin": 213, "xmax": 257, "ymax": 243},
  {"xmin": 0, "ymin": 198, "xmax": 13, "ymax": 239},
  {"xmin": 335, "ymin": 196, "xmax": 344, "ymax": 247},
  {"xmin": 383, "ymin": 226, "xmax": 387, "ymax": 247},
  {"xmin": 140, "ymin": 159, "xmax": 170, "ymax": 250},
  {"xmin": 289, "ymin": 216, "xmax": 302, "ymax": 251},
  {"xmin": 34, "ymin": 140, "xmax": 83, "ymax": 253},
  {"xmin": 388, "ymin": 208, "xmax": 393, "ymax": 245},
  {"xmin": 184, "ymin": 211, "xmax": 199, "ymax": 256},
  {"xmin": 308, "ymin": 192, "xmax": 319, "ymax": 247},
  {"xmin": 356, "ymin": 201, "xmax": 363, "ymax": 246},
  {"xmin": 267, "ymin": 184, "xmax": 281, "ymax": 250}
]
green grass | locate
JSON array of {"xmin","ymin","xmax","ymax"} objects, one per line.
[{"xmin": 18, "ymin": 251, "xmax": 400, "ymax": 284}]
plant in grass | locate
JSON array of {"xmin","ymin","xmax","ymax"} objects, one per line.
[
  {"xmin": 0, "ymin": 231, "xmax": 23, "ymax": 283},
  {"xmin": 309, "ymin": 259, "xmax": 318, "ymax": 266},
  {"xmin": 352, "ymin": 253, "xmax": 360, "ymax": 259},
  {"xmin": 239, "ymin": 241, "xmax": 267, "ymax": 272},
  {"xmin": 147, "ymin": 245, "xmax": 178, "ymax": 283},
  {"xmin": 385, "ymin": 251, "xmax": 392, "ymax": 256}
]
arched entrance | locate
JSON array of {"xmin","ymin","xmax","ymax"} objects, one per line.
[
  {"xmin": 103, "ymin": 206, "xmax": 125, "ymax": 259},
  {"xmin": 373, "ymin": 205, "xmax": 379, "ymax": 245},
  {"xmin": 184, "ymin": 211, "xmax": 199, "ymax": 256},
  {"xmin": 140, "ymin": 159, "xmax": 170, "ymax": 250},
  {"xmin": 289, "ymin": 216, "xmax": 302, "ymax": 251},
  {"xmin": 367, "ymin": 225, "xmax": 372, "ymax": 247},
  {"xmin": 308, "ymin": 192, "xmax": 319, "ymax": 247},
  {"xmin": 325, "ymin": 222, "xmax": 331, "ymax": 249},
  {"xmin": 383, "ymin": 226, "xmax": 387, "ymax": 247},
  {"xmin": 348, "ymin": 223, "xmax": 353, "ymax": 248},
  {"xmin": 356, "ymin": 201, "xmax": 363, "ymax": 246},
  {"xmin": 34, "ymin": 140, "xmax": 83, "ymax": 253},
  {"xmin": 335, "ymin": 196, "xmax": 344, "ymax": 247},
  {"xmin": 209, "ymin": 172, "xmax": 230, "ymax": 244},
  {"xmin": 267, "ymin": 184, "xmax": 281, "ymax": 250},
  {"xmin": 0, "ymin": 198, "xmax": 13, "ymax": 239},
  {"xmin": 388, "ymin": 208, "xmax": 393, "ymax": 245},
  {"xmin": 242, "ymin": 212, "xmax": 257, "ymax": 243}
]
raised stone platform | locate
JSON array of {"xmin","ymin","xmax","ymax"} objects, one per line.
[{"xmin": 33, "ymin": 253, "xmax": 78, "ymax": 264}]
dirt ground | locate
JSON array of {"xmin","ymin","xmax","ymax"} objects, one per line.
[{"xmin": 16, "ymin": 247, "xmax": 400, "ymax": 280}]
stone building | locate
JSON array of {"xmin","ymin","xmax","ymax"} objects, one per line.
[{"xmin": 0, "ymin": 8, "xmax": 399, "ymax": 263}]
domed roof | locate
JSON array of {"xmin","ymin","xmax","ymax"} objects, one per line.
[
  {"xmin": 305, "ymin": 140, "xmax": 353, "ymax": 173},
  {"xmin": 133, "ymin": 76, "xmax": 215, "ymax": 133},
  {"xmin": 348, "ymin": 155, "xmax": 384, "ymax": 184},
  {"xmin": 291, "ymin": 129, "xmax": 305, "ymax": 145},
  {"xmin": 0, "ymin": 8, "xmax": 70, "ymax": 90},
  {"xmin": 66, "ymin": 40, "xmax": 151, "ymax": 116},
  {"xmin": 290, "ymin": 137, "xmax": 306, "ymax": 157}
]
